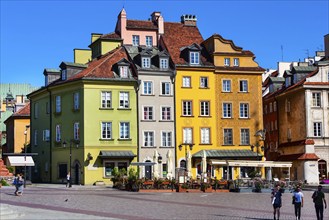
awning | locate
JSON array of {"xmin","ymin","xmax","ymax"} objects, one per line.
[
  {"xmin": 99, "ymin": 150, "xmax": 136, "ymax": 159},
  {"xmin": 8, "ymin": 156, "xmax": 35, "ymax": 166},
  {"xmin": 130, "ymin": 162, "xmax": 156, "ymax": 166},
  {"xmin": 210, "ymin": 160, "xmax": 292, "ymax": 168},
  {"xmin": 193, "ymin": 150, "xmax": 260, "ymax": 158}
]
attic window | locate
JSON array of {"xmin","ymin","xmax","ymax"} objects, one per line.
[
  {"xmin": 119, "ymin": 66, "xmax": 128, "ymax": 78},
  {"xmin": 61, "ymin": 69, "xmax": 67, "ymax": 80},
  {"xmin": 160, "ymin": 58, "xmax": 168, "ymax": 69},
  {"xmin": 142, "ymin": 57, "xmax": 151, "ymax": 68},
  {"xmin": 189, "ymin": 52, "xmax": 199, "ymax": 65}
]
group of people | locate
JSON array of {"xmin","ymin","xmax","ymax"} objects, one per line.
[
  {"xmin": 12, "ymin": 173, "xmax": 24, "ymax": 196},
  {"xmin": 271, "ymin": 184, "xmax": 327, "ymax": 220}
]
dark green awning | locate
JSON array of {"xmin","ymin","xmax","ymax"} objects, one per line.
[
  {"xmin": 192, "ymin": 150, "xmax": 260, "ymax": 159},
  {"xmin": 99, "ymin": 150, "xmax": 136, "ymax": 159}
]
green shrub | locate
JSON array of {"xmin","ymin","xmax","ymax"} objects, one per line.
[{"xmin": 1, "ymin": 178, "xmax": 10, "ymax": 186}]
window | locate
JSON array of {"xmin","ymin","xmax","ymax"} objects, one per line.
[
  {"xmin": 162, "ymin": 131, "xmax": 172, "ymax": 147},
  {"xmin": 144, "ymin": 131, "xmax": 154, "ymax": 147},
  {"xmin": 61, "ymin": 69, "xmax": 67, "ymax": 80},
  {"xmin": 55, "ymin": 96, "xmax": 61, "ymax": 113},
  {"xmin": 201, "ymin": 128, "xmax": 210, "ymax": 144},
  {"xmin": 224, "ymin": 58, "xmax": 230, "ymax": 66},
  {"xmin": 74, "ymin": 122, "xmax": 79, "ymax": 140},
  {"xmin": 143, "ymin": 106, "xmax": 154, "ymax": 120},
  {"xmin": 118, "ymin": 162, "xmax": 128, "ymax": 172},
  {"xmin": 264, "ymin": 105, "xmax": 267, "ymax": 114},
  {"xmin": 233, "ymin": 58, "xmax": 239, "ymax": 67},
  {"xmin": 119, "ymin": 92, "xmax": 129, "ymax": 108},
  {"xmin": 269, "ymin": 103, "xmax": 273, "ymax": 113},
  {"xmin": 223, "ymin": 103, "xmax": 232, "ymax": 118},
  {"xmin": 200, "ymin": 77, "xmax": 208, "ymax": 88},
  {"xmin": 161, "ymin": 107, "xmax": 171, "ymax": 120},
  {"xmin": 132, "ymin": 35, "xmax": 140, "ymax": 46},
  {"xmin": 239, "ymin": 80, "xmax": 248, "ymax": 92},
  {"xmin": 142, "ymin": 57, "xmax": 151, "ymax": 68},
  {"xmin": 101, "ymin": 122, "xmax": 112, "ymax": 139},
  {"xmin": 34, "ymin": 103, "xmax": 38, "ymax": 119},
  {"xmin": 239, "ymin": 103, "xmax": 249, "ymax": 118},
  {"xmin": 313, "ymin": 122, "xmax": 322, "ymax": 137},
  {"xmin": 200, "ymin": 101, "xmax": 210, "ymax": 116},
  {"xmin": 73, "ymin": 92, "xmax": 80, "ymax": 110},
  {"xmin": 189, "ymin": 52, "xmax": 199, "ymax": 64},
  {"xmin": 146, "ymin": 36, "xmax": 153, "ymax": 47},
  {"xmin": 143, "ymin": 81, "xmax": 153, "ymax": 95},
  {"xmin": 119, "ymin": 66, "xmax": 128, "ymax": 78},
  {"xmin": 182, "ymin": 101, "xmax": 192, "ymax": 116},
  {"xmin": 55, "ymin": 125, "xmax": 61, "ymax": 142},
  {"xmin": 312, "ymin": 92, "xmax": 321, "ymax": 107},
  {"xmin": 104, "ymin": 161, "xmax": 128, "ymax": 177},
  {"xmin": 240, "ymin": 129, "xmax": 250, "ymax": 145},
  {"xmin": 161, "ymin": 82, "xmax": 171, "ymax": 95},
  {"xmin": 182, "ymin": 76, "xmax": 191, "ymax": 87},
  {"xmin": 101, "ymin": 91, "xmax": 112, "ymax": 108},
  {"xmin": 105, "ymin": 162, "xmax": 115, "ymax": 177},
  {"xmin": 120, "ymin": 122, "xmax": 130, "ymax": 139},
  {"xmin": 160, "ymin": 58, "xmax": 168, "ymax": 69},
  {"xmin": 34, "ymin": 130, "xmax": 38, "ymax": 146},
  {"xmin": 273, "ymin": 101, "xmax": 277, "ymax": 112},
  {"xmin": 183, "ymin": 128, "xmax": 192, "ymax": 144},
  {"xmin": 224, "ymin": 129, "xmax": 233, "ymax": 145},
  {"xmin": 222, "ymin": 80, "xmax": 231, "ymax": 92},
  {"xmin": 43, "ymin": 129, "xmax": 50, "ymax": 142}
]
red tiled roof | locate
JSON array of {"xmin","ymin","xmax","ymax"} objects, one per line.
[
  {"xmin": 13, "ymin": 103, "xmax": 30, "ymax": 116},
  {"xmin": 126, "ymin": 20, "xmax": 158, "ymax": 30},
  {"xmin": 100, "ymin": 32, "xmax": 122, "ymax": 40},
  {"xmin": 162, "ymin": 22, "xmax": 204, "ymax": 64},
  {"xmin": 279, "ymin": 139, "xmax": 314, "ymax": 148},
  {"xmin": 69, "ymin": 47, "xmax": 134, "ymax": 81},
  {"xmin": 298, "ymin": 153, "xmax": 319, "ymax": 160}
]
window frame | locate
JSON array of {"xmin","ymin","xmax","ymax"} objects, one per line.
[
  {"xmin": 74, "ymin": 122, "xmax": 80, "ymax": 140},
  {"xmin": 160, "ymin": 58, "xmax": 169, "ymax": 69},
  {"xmin": 143, "ymin": 106, "xmax": 154, "ymax": 120},
  {"xmin": 189, "ymin": 51, "xmax": 200, "ymax": 65},
  {"xmin": 313, "ymin": 122, "xmax": 322, "ymax": 137},
  {"xmin": 200, "ymin": 127, "xmax": 210, "ymax": 144},
  {"xmin": 101, "ymin": 122, "xmax": 112, "ymax": 140},
  {"xmin": 143, "ymin": 81, "xmax": 153, "ymax": 95},
  {"xmin": 312, "ymin": 92, "xmax": 321, "ymax": 107},
  {"xmin": 161, "ymin": 106, "xmax": 171, "ymax": 121},
  {"xmin": 200, "ymin": 101, "xmax": 210, "ymax": 116},
  {"xmin": 73, "ymin": 92, "xmax": 80, "ymax": 110},
  {"xmin": 182, "ymin": 100, "xmax": 192, "ymax": 116},
  {"xmin": 233, "ymin": 58, "xmax": 239, "ymax": 67},
  {"xmin": 161, "ymin": 82, "xmax": 171, "ymax": 95},
  {"xmin": 224, "ymin": 58, "xmax": 230, "ymax": 66},
  {"xmin": 223, "ymin": 103, "xmax": 232, "ymax": 118},
  {"xmin": 55, "ymin": 96, "xmax": 61, "ymax": 113},
  {"xmin": 101, "ymin": 91, "xmax": 112, "ymax": 108},
  {"xmin": 200, "ymin": 77, "xmax": 209, "ymax": 88},
  {"xmin": 239, "ymin": 103, "xmax": 249, "ymax": 118},
  {"xmin": 161, "ymin": 131, "xmax": 172, "ymax": 147},
  {"xmin": 240, "ymin": 128, "xmax": 250, "ymax": 145},
  {"xmin": 142, "ymin": 57, "xmax": 151, "ymax": 68},
  {"xmin": 143, "ymin": 131, "xmax": 154, "ymax": 147},
  {"xmin": 222, "ymin": 80, "xmax": 231, "ymax": 92},
  {"xmin": 146, "ymin": 36, "xmax": 153, "ymax": 47},
  {"xmin": 223, "ymin": 128, "xmax": 233, "ymax": 145},
  {"xmin": 239, "ymin": 80, "xmax": 248, "ymax": 92},
  {"xmin": 119, "ymin": 122, "xmax": 130, "ymax": 139},
  {"xmin": 119, "ymin": 92, "xmax": 129, "ymax": 109},
  {"xmin": 183, "ymin": 127, "xmax": 193, "ymax": 144},
  {"xmin": 132, "ymin": 35, "xmax": 140, "ymax": 46},
  {"xmin": 182, "ymin": 76, "xmax": 191, "ymax": 88}
]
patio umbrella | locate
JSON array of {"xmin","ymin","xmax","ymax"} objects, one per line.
[
  {"xmin": 186, "ymin": 151, "xmax": 192, "ymax": 178},
  {"xmin": 153, "ymin": 150, "xmax": 159, "ymax": 178},
  {"xmin": 166, "ymin": 150, "xmax": 173, "ymax": 179}
]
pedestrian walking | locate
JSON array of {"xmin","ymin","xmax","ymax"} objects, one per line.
[
  {"xmin": 271, "ymin": 184, "xmax": 282, "ymax": 220},
  {"xmin": 293, "ymin": 186, "xmax": 304, "ymax": 220},
  {"xmin": 12, "ymin": 173, "xmax": 19, "ymax": 195},
  {"xmin": 312, "ymin": 185, "xmax": 327, "ymax": 220},
  {"xmin": 66, "ymin": 172, "xmax": 71, "ymax": 188},
  {"xmin": 16, "ymin": 174, "xmax": 24, "ymax": 196}
]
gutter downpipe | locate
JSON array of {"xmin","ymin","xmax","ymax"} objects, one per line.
[{"xmin": 47, "ymin": 87, "xmax": 52, "ymax": 183}]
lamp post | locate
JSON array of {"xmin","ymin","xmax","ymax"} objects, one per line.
[
  {"xmin": 24, "ymin": 125, "xmax": 30, "ymax": 188},
  {"xmin": 63, "ymin": 140, "xmax": 79, "ymax": 187},
  {"xmin": 179, "ymin": 143, "xmax": 193, "ymax": 182}
]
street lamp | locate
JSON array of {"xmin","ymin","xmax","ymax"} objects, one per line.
[
  {"xmin": 24, "ymin": 125, "xmax": 30, "ymax": 188},
  {"xmin": 63, "ymin": 139, "xmax": 79, "ymax": 187},
  {"xmin": 179, "ymin": 143, "xmax": 193, "ymax": 182}
]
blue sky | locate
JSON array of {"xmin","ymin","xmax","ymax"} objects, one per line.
[{"xmin": 1, "ymin": 0, "xmax": 328, "ymax": 87}]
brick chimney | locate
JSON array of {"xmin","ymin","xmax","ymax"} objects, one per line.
[
  {"xmin": 151, "ymin": 12, "xmax": 164, "ymax": 36},
  {"xmin": 181, "ymin": 14, "xmax": 197, "ymax": 26}
]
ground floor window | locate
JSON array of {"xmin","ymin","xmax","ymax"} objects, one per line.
[
  {"xmin": 162, "ymin": 164, "xmax": 167, "ymax": 178},
  {"xmin": 104, "ymin": 160, "xmax": 128, "ymax": 177},
  {"xmin": 58, "ymin": 163, "xmax": 67, "ymax": 179}
]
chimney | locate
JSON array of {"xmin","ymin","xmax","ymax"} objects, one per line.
[
  {"xmin": 325, "ymin": 34, "xmax": 329, "ymax": 58},
  {"xmin": 151, "ymin": 12, "xmax": 164, "ymax": 37},
  {"xmin": 115, "ymin": 8, "xmax": 127, "ymax": 38},
  {"xmin": 181, "ymin": 14, "xmax": 197, "ymax": 26}
]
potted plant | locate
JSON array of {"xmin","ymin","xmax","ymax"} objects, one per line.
[
  {"xmin": 253, "ymin": 177, "xmax": 263, "ymax": 193},
  {"xmin": 177, "ymin": 183, "xmax": 188, "ymax": 192},
  {"xmin": 201, "ymin": 182, "xmax": 212, "ymax": 193}
]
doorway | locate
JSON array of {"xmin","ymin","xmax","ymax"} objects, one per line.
[
  {"xmin": 145, "ymin": 160, "xmax": 152, "ymax": 179},
  {"xmin": 318, "ymin": 160, "xmax": 327, "ymax": 180}
]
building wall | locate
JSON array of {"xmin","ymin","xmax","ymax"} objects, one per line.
[
  {"xmin": 101, "ymin": 41, "xmax": 121, "ymax": 55},
  {"xmin": 74, "ymin": 49, "xmax": 91, "ymax": 64}
]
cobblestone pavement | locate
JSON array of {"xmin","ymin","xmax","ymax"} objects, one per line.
[{"xmin": 1, "ymin": 184, "xmax": 328, "ymax": 220}]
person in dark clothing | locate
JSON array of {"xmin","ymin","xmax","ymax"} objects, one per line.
[
  {"xmin": 312, "ymin": 185, "xmax": 327, "ymax": 220},
  {"xmin": 271, "ymin": 185, "xmax": 282, "ymax": 220}
]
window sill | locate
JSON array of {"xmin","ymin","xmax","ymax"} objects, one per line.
[
  {"xmin": 181, "ymin": 115, "xmax": 194, "ymax": 117},
  {"xmin": 159, "ymin": 146, "xmax": 174, "ymax": 148},
  {"xmin": 117, "ymin": 108, "xmax": 131, "ymax": 110},
  {"xmin": 72, "ymin": 108, "xmax": 80, "ymax": 112},
  {"xmin": 141, "ymin": 94, "xmax": 155, "ymax": 96},
  {"xmin": 198, "ymin": 115, "xmax": 211, "ymax": 118},
  {"xmin": 118, "ymin": 138, "xmax": 132, "ymax": 141},
  {"xmin": 222, "ymin": 91, "xmax": 232, "ymax": 93},
  {"xmin": 141, "ymin": 120, "xmax": 156, "ymax": 122},
  {"xmin": 159, "ymin": 120, "xmax": 174, "ymax": 122},
  {"xmin": 199, "ymin": 143, "xmax": 212, "ymax": 145},
  {"xmin": 181, "ymin": 86, "xmax": 192, "ymax": 89},
  {"xmin": 141, "ymin": 146, "xmax": 157, "ymax": 148},
  {"xmin": 238, "ymin": 91, "xmax": 249, "ymax": 93},
  {"xmin": 100, "ymin": 138, "xmax": 114, "ymax": 141},
  {"xmin": 159, "ymin": 95, "xmax": 173, "ymax": 97},
  {"xmin": 54, "ymin": 112, "xmax": 62, "ymax": 116},
  {"xmin": 99, "ymin": 107, "xmax": 114, "ymax": 110},
  {"xmin": 239, "ymin": 117, "xmax": 250, "ymax": 120},
  {"xmin": 199, "ymin": 87, "xmax": 210, "ymax": 89},
  {"xmin": 222, "ymin": 117, "xmax": 233, "ymax": 119}
]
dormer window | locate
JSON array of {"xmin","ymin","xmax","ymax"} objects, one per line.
[
  {"xmin": 142, "ymin": 57, "xmax": 151, "ymax": 68},
  {"xmin": 119, "ymin": 66, "xmax": 128, "ymax": 78},
  {"xmin": 61, "ymin": 69, "xmax": 67, "ymax": 80},
  {"xmin": 160, "ymin": 58, "xmax": 168, "ymax": 69},
  {"xmin": 189, "ymin": 52, "xmax": 199, "ymax": 65}
]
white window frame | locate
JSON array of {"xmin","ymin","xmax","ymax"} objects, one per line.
[
  {"xmin": 182, "ymin": 101, "xmax": 192, "ymax": 116},
  {"xmin": 240, "ymin": 128, "xmax": 250, "ymax": 145},
  {"xmin": 143, "ymin": 131, "xmax": 154, "ymax": 147},
  {"xmin": 43, "ymin": 129, "xmax": 50, "ymax": 142},
  {"xmin": 200, "ymin": 128, "xmax": 210, "ymax": 144},
  {"xmin": 183, "ymin": 128, "xmax": 193, "ymax": 144},
  {"xmin": 224, "ymin": 58, "xmax": 230, "ymax": 66},
  {"xmin": 224, "ymin": 128, "xmax": 233, "ymax": 145},
  {"xmin": 161, "ymin": 106, "xmax": 171, "ymax": 120},
  {"xmin": 161, "ymin": 131, "xmax": 172, "ymax": 147},
  {"xmin": 142, "ymin": 57, "xmax": 151, "ymax": 68},
  {"xmin": 223, "ymin": 80, "xmax": 231, "ymax": 92},
  {"xmin": 61, "ymin": 69, "xmax": 67, "ymax": 80},
  {"xmin": 132, "ymin": 35, "xmax": 140, "ymax": 46},
  {"xmin": 312, "ymin": 92, "xmax": 321, "ymax": 107},
  {"xmin": 119, "ymin": 122, "xmax": 130, "ymax": 139},
  {"xmin": 74, "ymin": 122, "xmax": 80, "ymax": 140},
  {"xmin": 146, "ymin": 36, "xmax": 153, "ymax": 47},
  {"xmin": 143, "ymin": 106, "xmax": 154, "ymax": 120},
  {"xmin": 55, "ymin": 96, "xmax": 61, "ymax": 113},
  {"xmin": 200, "ymin": 101, "xmax": 210, "ymax": 116},
  {"xmin": 313, "ymin": 122, "xmax": 322, "ymax": 137},
  {"xmin": 189, "ymin": 52, "xmax": 200, "ymax": 65},
  {"xmin": 182, "ymin": 76, "xmax": 191, "ymax": 88},
  {"xmin": 161, "ymin": 82, "xmax": 171, "ymax": 95},
  {"xmin": 239, "ymin": 103, "xmax": 249, "ymax": 118},
  {"xmin": 143, "ymin": 81, "xmax": 153, "ymax": 95},
  {"xmin": 101, "ymin": 122, "xmax": 112, "ymax": 140},
  {"xmin": 160, "ymin": 58, "xmax": 168, "ymax": 69},
  {"xmin": 223, "ymin": 103, "xmax": 232, "ymax": 118},
  {"xmin": 239, "ymin": 80, "xmax": 248, "ymax": 92},
  {"xmin": 200, "ymin": 77, "xmax": 208, "ymax": 88},
  {"xmin": 101, "ymin": 91, "xmax": 112, "ymax": 108},
  {"xmin": 119, "ymin": 66, "xmax": 128, "ymax": 78},
  {"xmin": 73, "ymin": 92, "xmax": 80, "ymax": 110},
  {"xmin": 233, "ymin": 58, "xmax": 239, "ymax": 67},
  {"xmin": 119, "ymin": 92, "xmax": 129, "ymax": 108},
  {"xmin": 55, "ymin": 124, "xmax": 61, "ymax": 142}
]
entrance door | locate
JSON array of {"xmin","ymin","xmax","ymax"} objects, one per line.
[
  {"xmin": 145, "ymin": 160, "xmax": 152, "ymax": 179},
  {"xmin": 318, "ymin": 160, "xmax": 327, "ymax": 180},
  {"xmin": 74, "ymin": 163, "xmax": 79, "ymax": 184}
]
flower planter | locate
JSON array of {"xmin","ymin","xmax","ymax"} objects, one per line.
[
  {"xmin": 203, "ymin": 187, "xmax": 213, "ymax": 193},
  {"xmin": 177, "ymin": 185, "xmax": 187, "ymax": 193}
]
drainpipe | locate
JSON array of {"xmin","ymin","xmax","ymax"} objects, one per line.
[
  {"xmin": 173, "ymin": 69, "xmax": 177, "ymax": 179},
  {"xmin": 47, "ymin": 87, "xmax": 52, "ymax": 183}
]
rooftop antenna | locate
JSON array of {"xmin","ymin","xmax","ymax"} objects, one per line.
[{"xmin": 281, "ymin": 45, "xmax": 284, "ymax": 61}]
